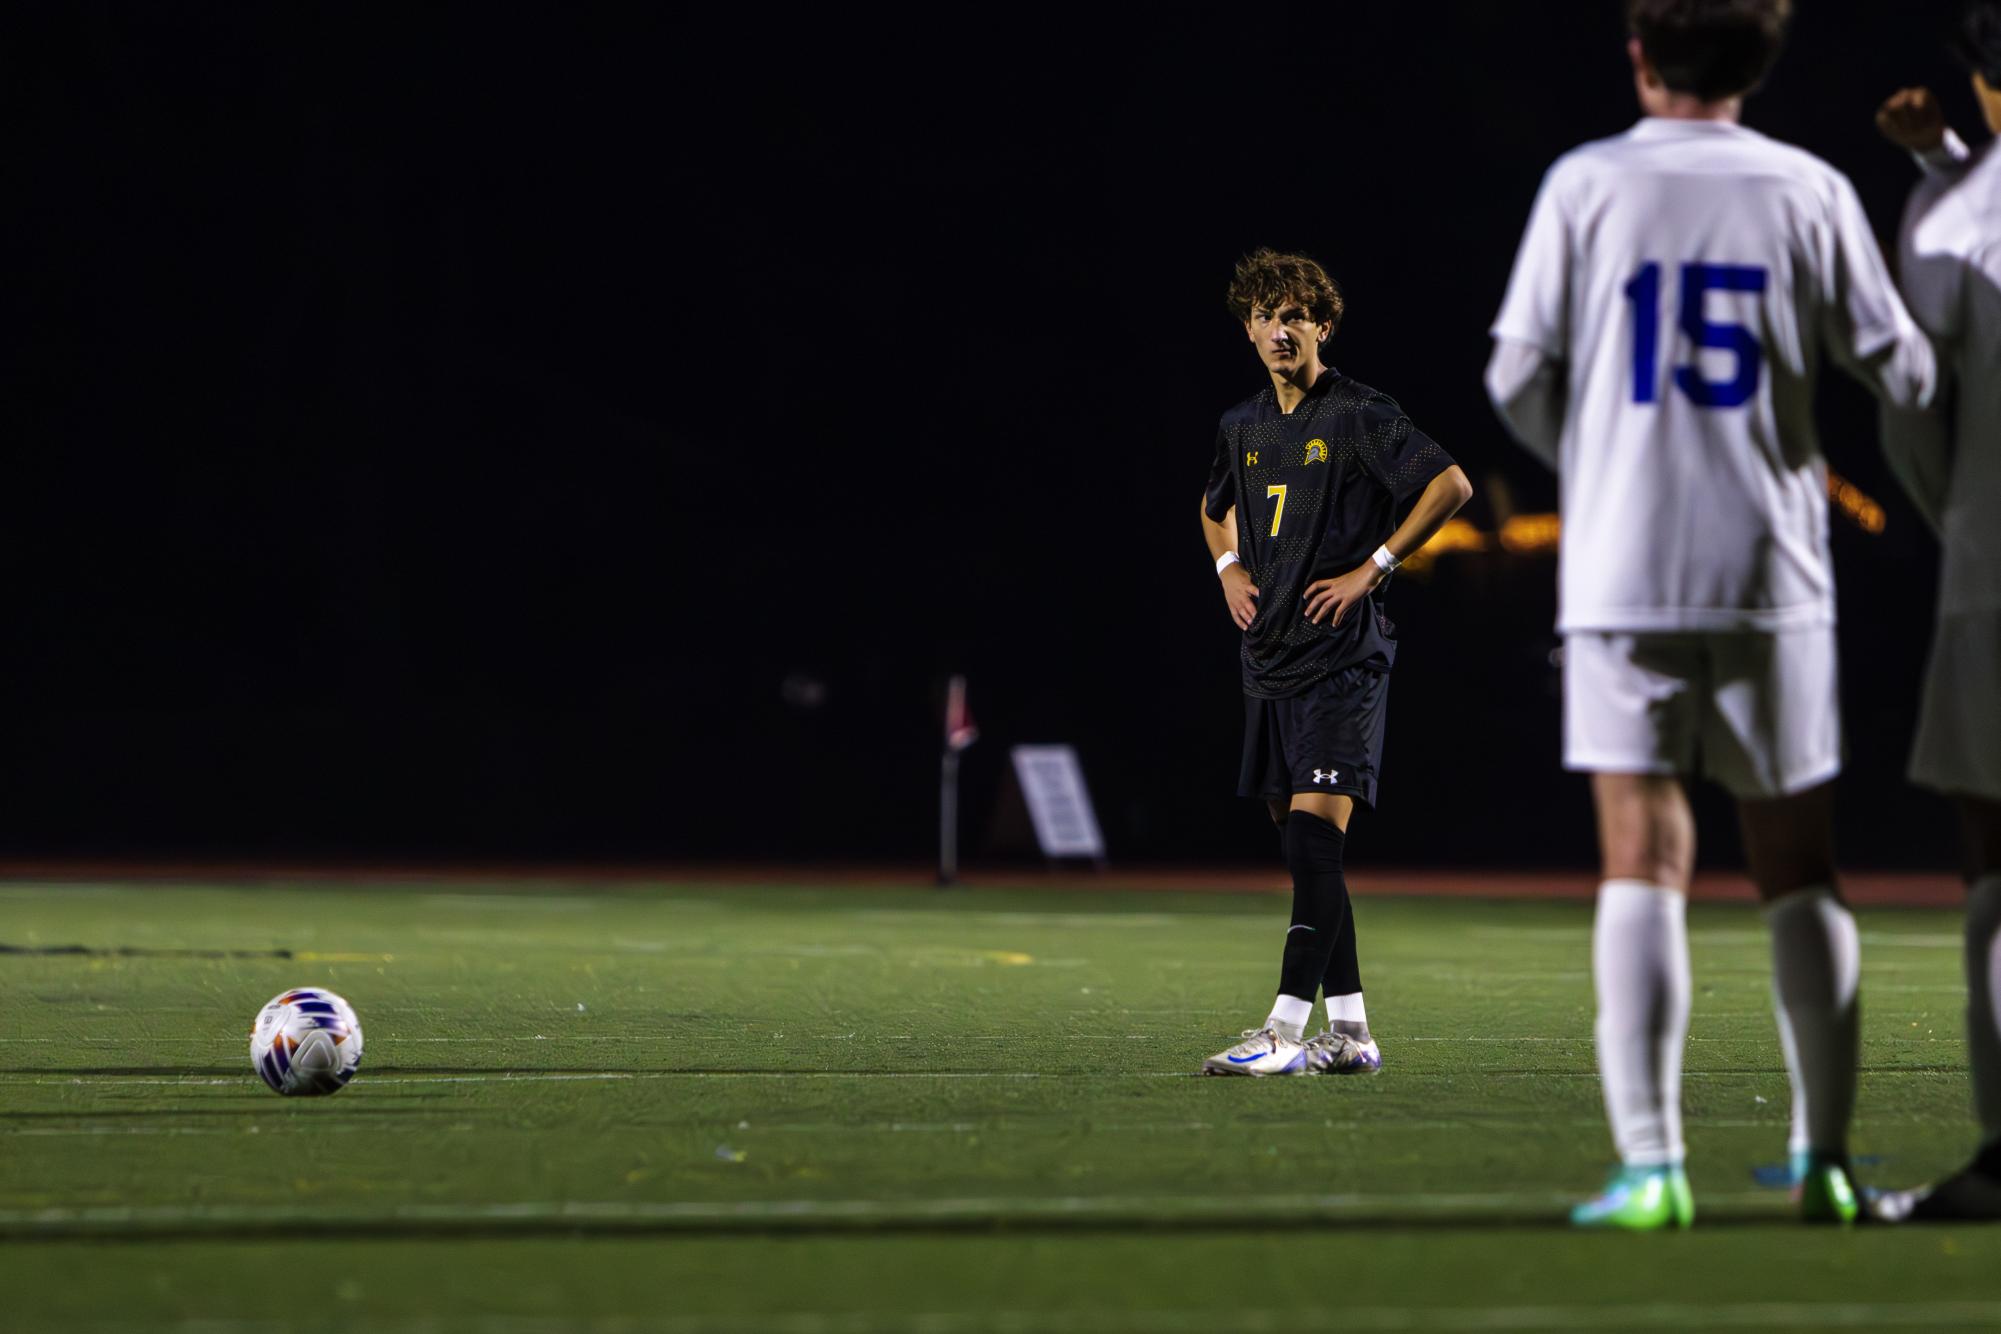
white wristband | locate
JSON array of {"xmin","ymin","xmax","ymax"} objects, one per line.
[
  {"xmin": 1215, "ymin": 551, "xmax": 1240, "ymax": 575},
  {"xmin": 1371, "ymin": 544, "xmax": 1400, "ymax": 573}
]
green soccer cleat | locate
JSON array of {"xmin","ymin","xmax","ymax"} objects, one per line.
[
  {"xmin": 1796, "ymin": 1153, "xmax": 1860, "ymax": 1225},
  {"xmin": 1570, "ymin": 1165, "xmax": 1695, "ymax": 1230}
]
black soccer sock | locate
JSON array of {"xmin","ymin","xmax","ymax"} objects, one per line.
[
  {"xmin": 1277, "ymin": 813, "xmax": 1349, "ymax": 1002},
  {"xmin": 1321, "ymin": 892, "xmax": 1371, "ymax": 1041},
  {"xmin": 1323, "ymin": 892, "xmax": 1362, "ymax": 998}
]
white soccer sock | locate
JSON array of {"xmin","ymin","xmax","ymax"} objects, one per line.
[
  {"xmin": 1325, "ymin": 992, "xmax": 1367, "ymax": 1028},
  {"xmin": 1592, "ymin": 880, "xmax": 1691, "ymax": 1168},
  {"xmin": 1771, "ymin": 995, "xmax": 1811, "ymax": 1161},
  {"xmin": 1764, "ymin": 887, "xmax": 1861, "ymax": 1157},
  {"xmin": 1965, "ymin": 875, "xmax": 2001, "ymax": 1146},
  {"xmin": 1265, "ymin": 994, "xmax": 1313, "ymax": 1043}
]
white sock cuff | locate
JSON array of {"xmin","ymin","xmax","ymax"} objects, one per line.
[
  {"xmin": 1325, "ymin": 992, "xmax": 1367, "ymax": 1025},
  {"xmin": 1601, "ymin": 878, "xmax": 1681, "ymax": 902},
  {"xmin": 1267, "ymin": 994, "xmax": 1314, "ymax": 1033},
  {"xmin": 1764, "ymin": 885, "xmax": 1858, "ymax": 989},
  {"xmin": 1761, "ymin": 884, "xmax": 1843, "ymax": 921},
  {"xmin": 1597, "ymin": 880, "xmax": 1685, "ymax": 933}
]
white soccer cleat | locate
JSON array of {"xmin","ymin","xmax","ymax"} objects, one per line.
[
  {"xmin": 1201, "ymin": 1026, "xmax": 1307, "ymax": 1076},
  {"xmin": 1302, "ymin": 1029, "xmax": 1381, "ymax": 1075}
]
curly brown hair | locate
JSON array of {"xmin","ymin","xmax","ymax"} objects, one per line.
[{"xmin": 1226, "ymin": 248, "xmax": 1344, "ymax": 336}]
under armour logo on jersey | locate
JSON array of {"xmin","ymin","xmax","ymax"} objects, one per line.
[
  {"xmin": 1304, "ymin": 439, "xmax": 1328, "ymax": 465},
  {"xmin": 1312, "ymin": 768, "xmax": 1340, "ymax": 784},
  {"xmin": 1245, "ymin": 451, "xmax": 1259, "ymax": 466}
]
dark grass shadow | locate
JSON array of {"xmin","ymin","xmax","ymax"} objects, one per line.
[
  {"xmin": 0, "ymin": 1206, "xmax": 1813, "ymax": 1245},
  {"xmin": 0, "ymin": 944, "xmax": 297, "ymax": 959},
  {"xmin": 6, "ymin": 1066, "xmax": 738, "ymax": 1077},
  {"xmin": 0, "ymin": 1103, "xmax": 463, "ymax": 1120},
  {"xmin": 2, "ymin": 1067, "xmax": 249, "ymax": 1077}
]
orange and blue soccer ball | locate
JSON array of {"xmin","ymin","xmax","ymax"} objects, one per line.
[{"xmin": 250, "ymin": 988, "xmax": 364, "ymax": 1096}]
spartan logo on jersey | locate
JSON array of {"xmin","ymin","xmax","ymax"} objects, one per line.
[{"xmin": 1303, "ymin": 439, "xmax": 1329, "ymax": 465}]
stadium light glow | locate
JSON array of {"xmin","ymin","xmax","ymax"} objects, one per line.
[
  {"xmin": 1827, "ymin": 471, "xmax": 1886, "ymax": 534},
  {"xmin": 1399, "ymin": 517, "xmax": 1489, "ymax": 575},
  {"xmin": 1498, "ymin": 513, "xmax": 1562, "ymax": 554}
]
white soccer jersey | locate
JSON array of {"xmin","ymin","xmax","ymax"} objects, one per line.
[
  {"xmin": 1894, "ymin": 138, "xmax": 2001, "ymax": 617},
  {"xmin": 1491, "ymin": 118, "xmax": 1936, "ymax": 634}
]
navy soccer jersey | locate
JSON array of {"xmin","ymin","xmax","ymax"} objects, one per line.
[{"xmin": 1204, "ymin": 368, "xmax": 1454, "ymax": 698}]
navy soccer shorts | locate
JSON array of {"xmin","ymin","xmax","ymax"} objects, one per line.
[{"xmin": 1238, "ymin": 665, "xmax": 1388, "ymax": 808}]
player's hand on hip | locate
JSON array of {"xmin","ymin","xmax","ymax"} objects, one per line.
[
  {"xmin": 1302, "ymin": 563, "xmax": 1383, "ymax": 628},
  {"xmin": 1220, "ymin": 565, "xmax": 1260, "ymax": 630},
  {"xmin": 1877, "ymin": 87, "xmax": 1945, "ymax": 152}
]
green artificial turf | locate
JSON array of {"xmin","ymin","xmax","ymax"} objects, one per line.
[{"xmin": 2, "ymin": 877, "xmax": 1998, "ymax": 1332}]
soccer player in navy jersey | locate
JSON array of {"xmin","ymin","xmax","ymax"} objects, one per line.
[{"xmin": 1198, "ymin": 248, "xmax": 1472, "ymax": 1077}]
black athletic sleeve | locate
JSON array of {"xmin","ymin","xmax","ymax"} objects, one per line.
[
  {"xmin": 1355, "ymin": 398, "xmax": 1454, "ymax": 503},
  {"xmin": 1203, "ymin": 425, "xmax": 1236, "ymax": 522}
]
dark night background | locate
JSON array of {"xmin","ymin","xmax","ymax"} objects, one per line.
[{"xmin": 0, "ymin": 2, "xmax": 1977, "ymax": 868}]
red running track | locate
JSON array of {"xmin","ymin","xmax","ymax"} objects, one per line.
[{"xmin": 0, "ymin": 861, "xmax": 1966, "ymax": 908}]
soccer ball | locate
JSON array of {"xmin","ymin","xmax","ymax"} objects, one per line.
[{"xmin": 250, "ymin": 988, "xmax": 364, "ymax": 1096}]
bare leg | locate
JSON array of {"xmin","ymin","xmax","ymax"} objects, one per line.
[
  {"xmin": 1738, "ymin": 781, "xmax": 1838, "ymax": 904},
  {"xmin": 1288, "ymin": 790, "xmax": 1353, "ymax": 831},
  {"xmin": 1593, "ymin": 772, "xmax": 1695, "ymax": 891},
  {"xmin": 1960, "ymin": 797, "xmax": 2001, "ymax": 884}
]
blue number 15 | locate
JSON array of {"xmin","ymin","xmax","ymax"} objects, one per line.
[{"xmin": 1622, "ymin": 261, "xmax": 1768, "ymax": 408}]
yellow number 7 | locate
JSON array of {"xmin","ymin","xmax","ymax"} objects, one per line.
[{"xmin": 1266, "ymin": 484, "xmax": 1287, "ymax": 537}]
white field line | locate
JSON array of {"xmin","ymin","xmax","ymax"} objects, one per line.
[
  {"xmin": 1404, "ymin": 1034, "xmax": 1969, "ymax": 1042},
  {"xmin": 0, "ymin": 1069, "xmax": 1838, "ymax": 1087},
  {"xmin": 1683, "ymin": 932, "xmax": 1964, "ymax": 950},
  {"xmin": 0, "ymin": 1188, "xmax": 1787, "ymax": 1233},
  {"xmin": 847, "ymin": 911, "xmax": 1189, "ymax": 927},
  {"xmin": 31, "ymin": 1304, "xmax": 2001, "ymax": 1334},
  {"xmin": 0, "ymin": 1116, "xmax": 1866, "ymax": 1138},
  {"xmin": 419, "ymin": 895, "xmax": 599, "ymax": 909},
  {"xmin": 0, "ymin": 1033, "xmax": 1965, "ymax": 1067},
  {"xmin": 0, "ymin": 1072, "xmax": 1131, "ymax": 1086},
  {"xmin": 728, "ymin": 1117, "xmax": 1797, "ymax": 1134},
  {"xmin": 38, "ymin": 1307, "xmax": 2001, "ymax": 1334}
]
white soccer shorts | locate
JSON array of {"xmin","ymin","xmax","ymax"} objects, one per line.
[
  {"xmin": 1910, "ymin": 611, "xmax": 2001, "ymax": 802},
  {"xmin": 1563, "ymin": 628, "xmax": 1841, "ymax": 800}
]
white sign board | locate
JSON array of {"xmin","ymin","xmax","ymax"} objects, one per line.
[{"xmin": 1010, "ymin": 745, "xmax": 1106, "ymax": 860}]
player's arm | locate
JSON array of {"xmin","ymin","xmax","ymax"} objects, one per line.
[
  {"xmin": 1485, "ymin": 340, "xmax": 1564, "ymax": 468},
  {"xmin": 1302, "ymin": 464, "xmax": 1473, "ymax": 627},
  {"xmin": 1487, "ymin": 161, "xmax": 1573, "ymax": 468},
  {"xmin": 1873, "ymin": 87, "xmax": 1965, "ymax": 533},
  {"xmin": 1821, "ymin": 171, "xmax": 1939, "ymax": 412},
  {"xmin": 1201, "ymin": 494, "xmax": 1260, "ymax": 631},
  {"xmin": 1878, "ymin": 87, "xmax": 1972, "ymax": 178}
]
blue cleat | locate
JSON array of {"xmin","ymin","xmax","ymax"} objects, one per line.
[{"xmin": 1302, "ymin": 1029, "xmax": 1381, "ymax": 1075}]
